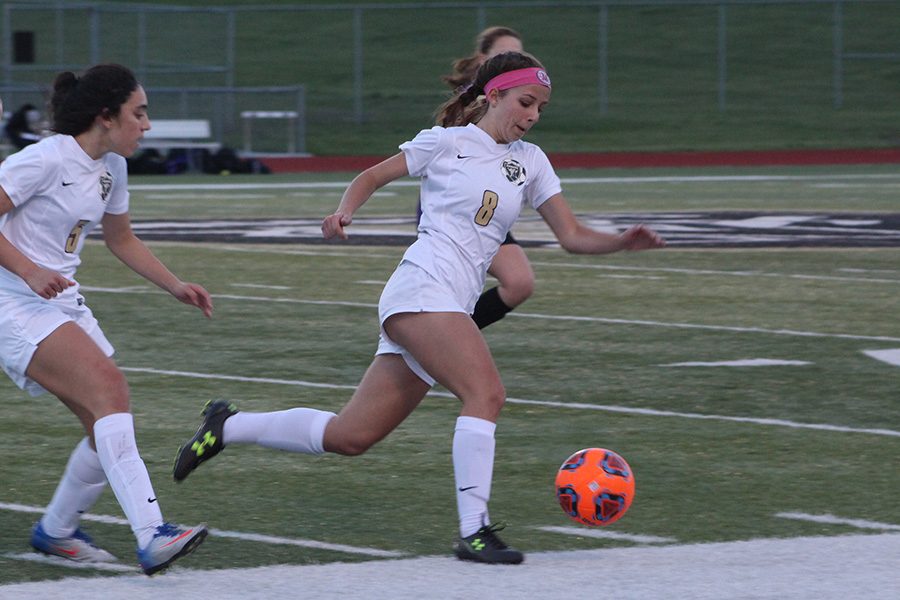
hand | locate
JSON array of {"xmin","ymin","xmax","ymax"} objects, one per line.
[
  {"xmin": 321, "ymin": 212, "xmax": 353, "ymax": 240},
  {"xmin": 619, "ymin": 224, "xmax": 666, "ymax": 251},
  {"xmin": 172, "ymin": 281, "xmax": 213, "ymax": 318},
  {"xmin": 24, "ymin": 267, "xmax": 75, "ymax": 299}
]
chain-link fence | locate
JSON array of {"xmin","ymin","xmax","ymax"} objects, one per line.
[{"xmin": 2, "ymin": 1, "xmax": 897, "ymax": 154}]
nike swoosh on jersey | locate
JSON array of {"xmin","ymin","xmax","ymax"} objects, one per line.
[{"xmin": 62, "ymin": 181, "xmax": 75, "ymax": 186}]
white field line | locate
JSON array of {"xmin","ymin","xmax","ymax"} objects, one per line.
[
  {"xmin": 119, "ymin": 366, "xmax": 900, "ymax": 438},
  {"xmin": 659, "ymin": 359, "xmax": 812, "ymax": 367},
  {"xmin": 127, "ymin": 173, "xmax": 900, "ymax": 192},
  {"xmin": 775, "ymin": 512, "xmax": 900, "ymax": 531},
  {"xmin": 535, "ymin": 525, "xmax": 675, "ymax": 544},
  {"xmin": 509, "ymin": 312, "xmax": 900, "ymax": 343},
  {"xmin": 212, "ymin": 245, "xmax": 402, "ymax": 259},
  {"xmin": 3, "ymin": 533, "xmax": 898, "ymax": 600},
  {"xmin": 82, "ymin": 286, "xmax": 381, "ymax": 309},
  {"xmin": 812, "ymin": 182, "xmax": 900, "ymax": 188},
  {"xmin": 1, "ymin": 553, "xmax": 137, "ymax": 572},
  {"xmin": 105, "ymin": 237, "xmax": 900, "ymax": 286},
  {"xmin": 164, "ymin": 244, "xmax": 900, "ymax": 286},
  {"xmin": 507, "ymin": 311, "xmax": 900, "ymax": 342},
  {"xmin": 80, "ymin": 285, "xmax": 900, "ymax": 343},
  {"xmin": 230, "ymin": 283, "xmax": 293, "ymax": 290},
  {"xmin": 840, "ymin": 268, "xmax": 900, "ymax": 274},
  {"xmin": 0, "ymin": 502, "xmax": 402, "ymax": 558},
  {"xmin": 529, "ymin": 261, "xmax": 900, "ymax": 285},
  {"xmin": 863, "ymin": 349, "xmax": 900, "ymax": 367}
]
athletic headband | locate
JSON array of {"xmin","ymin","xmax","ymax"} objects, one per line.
[{"xmin": 483, "ymin": 67, "xmax": 552, "ymax": 98}]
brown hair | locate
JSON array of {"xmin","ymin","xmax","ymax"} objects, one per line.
[
  {"xmin": 441, "ymin": 26, "xmax": 523, "ymax": 91},
  {"xmin": 434, "ymin": 51, "xmax": 543, "ymax": 127},
  {"xmin": 50, "ymin": 63, "xmax": 139, "ymax": 136}
]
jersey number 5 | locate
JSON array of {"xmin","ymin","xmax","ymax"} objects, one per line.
[
  {"xmin": 474, "ymin": 190, "xmax": 499, "ymax": 226},
  {"xmin": 65, "ymin": 219, "xmax": 91, "ymax": 254}
]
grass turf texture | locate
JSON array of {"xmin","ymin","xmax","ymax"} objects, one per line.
[{"xmin": 1, "ymin": 167, "xmax": 898, "ymax": 583}]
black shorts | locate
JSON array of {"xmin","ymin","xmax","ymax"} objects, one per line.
[{"xmin": 502, "ymin": 232, "xmax": 519, "ymax": 246}]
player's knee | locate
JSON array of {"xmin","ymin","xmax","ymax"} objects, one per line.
[
  {"xmin": 503, "ymin": 274, "xmax": 535, "ymax": 307},
  {"xmin": 93, "ymin": 366, "xmax": 131, "ymax": 416},
  {"xmin": 463, "ymin": 381, "xmax": 507, "ymax": 420},
  {"xmin": 324, "ymin": 422, "xmax": 378, "ymax": 456},
  {"xmin": 486, "ymin": 382, "xmax": 507, "ymax": 414},
  {"xmin": 329, "ymin": 434, "xmax": 375, "ymax": 457}
]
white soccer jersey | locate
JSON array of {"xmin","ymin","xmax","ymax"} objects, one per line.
[
  {"xmin": 0, "ymin": 134, "xmax": 129, "ymax": 290},
  {"xmin": 399, "ymin": 123, "xmax": 561, "ymax": 312}
]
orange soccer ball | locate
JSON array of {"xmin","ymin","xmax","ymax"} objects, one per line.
[{"xmin": 555, "ymin": 447, "xmax": 635, "ymax": 526}]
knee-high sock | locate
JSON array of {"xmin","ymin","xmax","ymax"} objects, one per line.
[
  {"xmin": 224, "ymin": 408, "xmax": 336, "ymax": 454},
  {"xmin": 93, "ymin": 413, "xmax": 163, "ymax": 548},
  {"xmin": 453, "ymin": 416, "xmax": 496, "ymax": 537},
  {"xmin": 472, "ymin": 286, "xmax": 513, "ymax": 329},
  {"xmin": 40, "ymin": 437, "xmax": 107, "ymax": 538}
]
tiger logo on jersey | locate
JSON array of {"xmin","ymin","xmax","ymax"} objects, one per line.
[
  {"xmin": 99, "ymin": 171, "xmax": 113, "ymax": 203},
  {"xmin": 501, "ymin": 158, "xmax": 527, "ymax": 186}
]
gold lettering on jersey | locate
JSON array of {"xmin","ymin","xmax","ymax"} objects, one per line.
[
  {"xmin": 474, "ymin": 190, "xmax": 499, "ymax": 226},
  {"xmin": 501, "ymin": 158, "xmax": 526, "ymax": 186},
  {"xmin": 65, "ymin": 219, "xmax": 91, "ymax": 253},
  {"xmin": 99, "ymin": 171, "xmax": 113, "ymax": 203}
]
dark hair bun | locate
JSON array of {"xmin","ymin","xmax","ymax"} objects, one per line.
[{"xmin": 53, "ymin": 71, "xmax": 78, "ymax": 94}]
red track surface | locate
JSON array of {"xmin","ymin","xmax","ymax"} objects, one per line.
[{"xmin": 259, "ymin": 147, "xmax": 900, "ymax": 173}]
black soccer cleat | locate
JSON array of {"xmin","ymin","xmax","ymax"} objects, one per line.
[
  {"xmin": 453, "ymin": 523, "xmax": 524, "ymax": 565},
  {"xmin": 173, "ymin": 400, "xmax": 238, "ymax": 482}
]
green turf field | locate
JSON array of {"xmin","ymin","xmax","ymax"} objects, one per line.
[{"xmin": 1, "ymin": 165, "xmax": 897, "ymax": 585}]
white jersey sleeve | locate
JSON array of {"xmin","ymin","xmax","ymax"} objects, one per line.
[
  {"xmin": 399, "ymin": 126, "xmax": 448, "ymax": 176},
  {"xmin": 0, "ymin": 142, "xmax": 58, "ymax": 208},
  {"xmin": 103, "ymin": 153, "xmax": 130, "ymax": 215},
  {"xmin": 523, "ymin": 145, "xmax": 562, "ymax": 210}
]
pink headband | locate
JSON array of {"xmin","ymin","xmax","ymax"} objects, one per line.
[{"xmin": 483, "ymin": 67, "xmax": 552, "ymax": 97}]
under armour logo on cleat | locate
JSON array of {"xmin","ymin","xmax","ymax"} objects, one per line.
[{"xmin": 191, "ymin": 431, "xmax": 217, "ymax": 456}]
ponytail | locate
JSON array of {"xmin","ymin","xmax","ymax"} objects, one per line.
[
  {"xmin": 440, "ymin": 26, "xmax": 522, "ymax": 91},
  {"xmin": 434, "ymin": 51, "xmax": 543, "ymax": 127}
]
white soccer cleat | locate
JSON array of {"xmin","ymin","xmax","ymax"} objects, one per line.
[
  {"xmin": 30, "ymin": 521, "xmax": 117, "ymax": 563},
  {"xmin": 137, "ymin": 522, "xmax": 208, "ymax": 575}
]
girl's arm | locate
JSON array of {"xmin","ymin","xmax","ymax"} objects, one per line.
[
  {"xmin": 0, "ymin": 187, "xmax": 74, "ymax": 298},
  {"xmin": 322, "ymin": 153, "xmax": 409, "ymax": 240},
  {"xmin": 101, "ymin": 211, "xmax": 213, "ymax": 317},
  {"xmin": 537, "ymin": 194, "xmax": 665, "ymax": 254}
]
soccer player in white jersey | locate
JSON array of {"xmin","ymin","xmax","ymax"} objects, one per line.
[
  {"xmin": 436, "ymin": 26, "xmax": 535, "ymax": 330},
  {"xmin": 173, "ymin": 52, "xmax": 664, "ymax": 564},
  {"xmin": 0, "ymin": 64, "xmax": 210, "ymax": 575}
]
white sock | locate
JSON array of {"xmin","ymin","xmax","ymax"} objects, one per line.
[
  {"xmin": 93, "ymin": 413, "xmax": 163, "ymax": 548},
  {"xmin": 224, "ymin": 408, "xmax": 336, "ymax": 454},
  {"xmin": 453, "ymin": 416, "xmax": 496, "ymax": 537},
  {"xmin": 40, "ymin": 437, "xmax": 107, "ymax": 538}
]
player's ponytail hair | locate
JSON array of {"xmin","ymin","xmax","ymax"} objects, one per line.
[
  {"xmin": 50, "ymin": 63, "xmax": 139, "ymax": 136},
  {"xmin": 441, "ymin": 26, "xmax": 522, "ymax": 91},
  {"xmin": 434, "ymin": 51, "xmax": 543, "ymax": 127}
]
